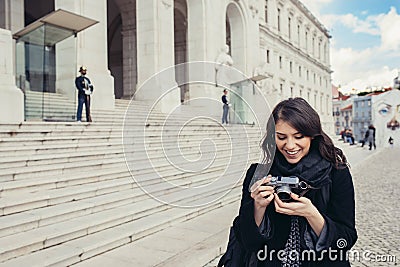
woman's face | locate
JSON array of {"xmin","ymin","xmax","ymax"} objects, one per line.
[{"xmin": 275, "ymin": 120, "xmax": 312, "ymax": 164}]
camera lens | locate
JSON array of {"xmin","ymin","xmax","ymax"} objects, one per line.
[
  {"xmin": 276, "ymin": 185, "xmax": 292, "ymax": 202},
  {"xmin": 277, "ymin": 192, "xmax": 291, "ymax": 202}
]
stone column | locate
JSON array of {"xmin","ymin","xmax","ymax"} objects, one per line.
[
  {"xmin": 0, "ymin": 29, "xmax": 24, "ymax": 123},
  {"xmin": 136, "ymin": 0, "xmax": 180, "ymax": 112},
  {"xmin": 55, "ymin": 0, "xmax": 115, "ymax": 110},
  {"xmin": 121, "ymin": 23, "xmax": 137, "ymax": 99},
  {"xmin": 0, "ymin": 0, "xmax": 24, "ymax": 32}
]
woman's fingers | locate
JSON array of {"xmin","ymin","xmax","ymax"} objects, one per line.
[{"xmin": 250, "ymin": 175, "xmax": 272, "ymax": 193}]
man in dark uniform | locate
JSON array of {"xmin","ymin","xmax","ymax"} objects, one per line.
[
  {"xmin": 221, "ymin": 89, "xmax": 229, "ymax": 124},
  {"xmin": 75, "ymin": 66, "xmax": 93, "ymax": 122}
]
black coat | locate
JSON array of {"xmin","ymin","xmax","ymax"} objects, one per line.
[
  {"xmin": 235, "ymin": 163, "xmax": 357, "ymax": 267},
  {"xmin": 75, "ymin": 76, "xmax": 92, "ymax": 96}
]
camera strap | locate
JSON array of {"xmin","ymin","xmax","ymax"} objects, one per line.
[{"xmin": 298, "ymin": 182, "xmax": 319, "ymax": 197}]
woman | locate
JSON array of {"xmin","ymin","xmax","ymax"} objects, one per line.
[{"xmin": 234, "ymin": 98, "xmax": 357, "ymax": 266}]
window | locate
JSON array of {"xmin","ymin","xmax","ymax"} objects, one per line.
[
  {"xmin": 298, "ymin": 66, "xmax": 301, "ymax": 77},
  {"xmin": 279, "ymin": 56, "xmax": 282, "ymax": 69},
  {"xmin": 280, "ymin": 83, "xmax": 283, "ymax": 95},
  {"xmin": 368, "ymin": 100, "xmax": 371, "ymax": 106},
  {"xmin": 306, "ymin": 70, "xmax": 309, "ymax": 81},
  {"xmin": 288, "ymin": 17, "xmax": 291, "ymax": 39},
  {"xmin": 320, "ymin": 95, "xmax": 323, "ymax": 113},
  {"xmin": 290, "ymin": 87, "xmax": 293, "ymax": 97},
  {"xmin": 299, "ymin": 89, "xmax": 302, "ymax": 97},
  {"xmin": 314, "ymin": 93, "xmax": 317, "ymax": 107},
  {"xmin": 305, "ymin": 31, "xmax": 308, "ymax": 50},
  {"xmin": 265, "ymin": 0, "xmax": 268, "ymax": 23},
  {"xmin": 319, "ymin": 76, "xmax": 322, "ymax": 86},
  {"xmin": 312, "ymin": 37, "xmax": 315, "ymax": 55},
  {"xmin": 361, "ymin": 101, "xmax": 364, "ymax": 107},
  {"xmin": 266, "ymin": 49, "xmax": 270, "ymax": 63},
  {"xmin": 277, "ymin": 8, "xmax": 281, "ymax": 31},
  {"xmin": 313, "ymin": 73, "xmax": 316, "ymax": 84},
  {"xmin": 297, "ymin": 25, "xmax": 300, "ymax": 45},
  {"xmin": 318, "ymin": 42, "xmax": 321, "ymax": 58},
  {"xmin": 289, "ymin": 61, "xmax": 293, "ymax": 73}
]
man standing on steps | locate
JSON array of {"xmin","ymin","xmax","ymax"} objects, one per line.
[
  {"xmin": 221, "ymin": 89, "xmax": 229, "ymax": 125},
  {"xmin": 75, "ymin": 66, "xmax": 94, "ymax": 122}
]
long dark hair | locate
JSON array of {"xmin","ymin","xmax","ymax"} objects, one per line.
[{"xmin": 261, "ymin": 97, "xmax": 348, "ymax": 168}]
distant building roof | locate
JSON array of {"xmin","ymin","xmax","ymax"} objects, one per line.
[{"xmin": 341, "ymin": 104, "xmax": 352, "ymax": 111}]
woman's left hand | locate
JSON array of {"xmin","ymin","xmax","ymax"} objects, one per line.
[
  {"xmin": 273, "ymin": 193, "xmax": 318, "ymax": 219},
  {"xmin": 274, "ymin": 193, "xmax": 325, "ymax": 236}
]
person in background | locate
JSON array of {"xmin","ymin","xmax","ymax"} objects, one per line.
[
  {"xmin": 75, "ymin": 66, "xmax": 94, "ymax": 122},
  {"xmin": 345, "ymin": 128, "xmax": 354, "ymax": 145},
  {"xmin": 221, "ymin": 89, "xmax": 229, "ymax": 125},
  {"xmin": 388, "ymin": 136, "xmax": 394, "ymax": 148},
  {"xmin": 365, "ymin": 125, "xmax": 376, "ymax": 150}
]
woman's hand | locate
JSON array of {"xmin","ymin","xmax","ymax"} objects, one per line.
[
  {"xmin": 250, "ymin": 175, "xmax": 275, "ymax": 226},
  {"xmin": 274, "ymin": 193, "xmax": 325, "ymax": 236}
]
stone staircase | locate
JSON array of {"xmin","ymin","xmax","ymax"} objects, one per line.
[{"xmin": 0, "ymin": 94, "xmax": 263, "ymax": 266}]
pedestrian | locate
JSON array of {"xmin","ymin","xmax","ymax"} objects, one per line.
[
  {"xmin": 75, "ymin": 66, "xmax": 94, "ymax": 122},
  {"xmin": 365, "ymin": 125, "xmax": 376, "ymax": 150},
  {"xmin": 361, "ymin": 130, "xmax": 367, "ymax": 148},
  {"xmin": 388, "ymin": 136, "xmax": 394, "ymax": 148},
  {"xmin": 221, "ymin": 89, "xmax": 229, "ymax": 125},
  {"xmin": 340, "ymin": 128, "xmax": 346, "ymax": 142},
  {"xmin": 345, "ymin": 128, "xmax": 354, "ymax": 145},
  {"xmin": 219, "ymin": 97, "xmax": 357, "ymax": 266}
]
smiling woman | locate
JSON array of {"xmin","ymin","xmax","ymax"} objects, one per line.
[
  {"xmin": 219, "ymin": 97, "xmax": 358, "ymax": 267},
  {"xmin": 275, "ymin": 121, "xmax": 312, "ymax": 164}
]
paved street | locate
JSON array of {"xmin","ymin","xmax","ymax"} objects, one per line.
[{"xmin": 205, "ymin": 140, "xmax": 399, "ymax": 267}]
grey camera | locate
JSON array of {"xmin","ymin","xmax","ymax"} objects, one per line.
[{"xmin": 264, "ymin": 176, "xmax": 308, "ymax": 202}]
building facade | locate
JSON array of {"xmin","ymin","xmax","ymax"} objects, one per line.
[
  {"xmin": 352, "ymin": 96, "xmax": 372, "ymax": 142},
  {"xmin": 0, "ymin": 0, "xmax": 333, "ymax": 131}
]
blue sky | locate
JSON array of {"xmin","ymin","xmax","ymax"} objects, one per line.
[{"xmin": 301, "ymin": 0, "xmax": 400, "ymax": 93}]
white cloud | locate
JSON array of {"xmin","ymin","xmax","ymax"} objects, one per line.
[
  {"xmin": 378, "ymin": 7, "xmax": 400, "ymax": 51},
  {"xmin": 327, "ymin": 7, "xmax": 400, "ymax": 93},
  {"xmin": 319, "ymin": 13, "xmax": 380, "ymax": 35}
]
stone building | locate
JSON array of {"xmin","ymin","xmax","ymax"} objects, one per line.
[{"xmin": 0, "ymin": 0, "xmax": 333, "ymax": 131}]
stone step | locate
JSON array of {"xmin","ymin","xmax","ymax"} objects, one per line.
[
  {"xmin": 0, "ymin": 135, "xmax": 259, "ymax": 167},
  {"xmin": 0, "ymin": 165, "xmax": 245, "ymax": 238},
  {"xmin": 0, "ymin": 156, "xmax": 255, "ymax": 215},
  {"xmin": 0, "ymin": 157, "xmax": 125, "ymax": 182},
  {"xmin": 0, "ymin": 139, "xmax": 260, "ymax": 182},
  {"xmin": 0, "ymin": 143, "xmax": 260, "ymax": 195},
  {"xmin": 0, "ymin": 137, "xmax": 258, "ymax": 168},
  {"xmin": 0, "ymin": 180, "xmax": 242, "ymax": 264},
  {"xmin": 0, "ymin": 124, "xmax": 261, "ymax": 139},
  {"xmin": 0, "ymin": 166, "xmax": 127, "ymax": 195},
  {"xmin": 0, "ymin": 140, "xmax": 123, "ymax": 158}
]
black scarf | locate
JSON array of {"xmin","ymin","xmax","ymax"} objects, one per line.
[
  {"xmin": 270, "ymin": 146, "xmax": 332, "ymax": 267},
  {"xmin": 270, "ymin": 146, "xmax": 332, "ymax": 188}
]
